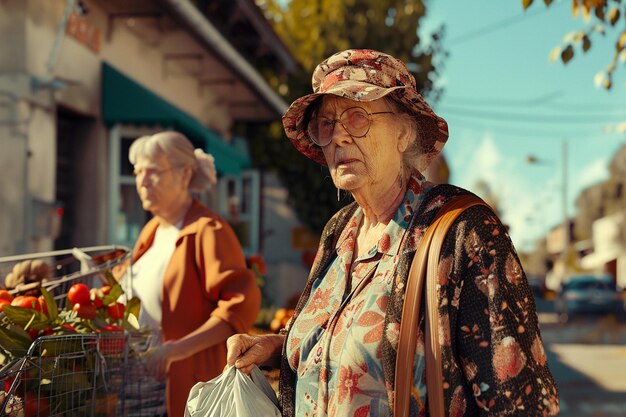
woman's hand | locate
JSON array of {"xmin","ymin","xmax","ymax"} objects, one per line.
[
  {"xmin": 145, "ymin": 341, "xmax": 179, "ymax": 381},
  {"xmin": 226, "ymin": 333, "xmax": 284, "ymax": 374}
]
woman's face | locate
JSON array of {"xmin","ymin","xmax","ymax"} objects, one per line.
[
  {"xmin": 316, "ymin": 96, "xmax": 410, "ymax": 193},
  {"xmin": 133, "ymin": 152, "xmax": 189, "ymax": 218}
]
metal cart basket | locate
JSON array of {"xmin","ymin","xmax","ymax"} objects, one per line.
[
  {"xmin": 0, "ymin": 245, "xmax": 131, "ymax": 307},
  {"xmin": 0, "ymin": 246, "xmax": 166, "ymax": 417}
]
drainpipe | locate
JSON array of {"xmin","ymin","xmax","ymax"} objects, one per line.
[
  {"xmin": 160, "ymin": 0, "xmax": 288, "ymax": 116},
  {"xmin": 45, "ymin": 0, "xmax": 76, "ymax": 81}
]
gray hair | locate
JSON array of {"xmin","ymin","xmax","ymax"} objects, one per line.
[
  {"xmin": 382, "ymin": 97, "xmax": 424, "ymax": 172},
  {"xmin": 128, "ymin": 131, "xmax": 217, "ymax": 193}
]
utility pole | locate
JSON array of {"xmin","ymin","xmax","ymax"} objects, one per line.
[
  {"xmin": 561, "ymin": 138, "xmax": 569, "ymax": 284},
  {"xmin": 526, "ymin": 139, "xmax": 570, "ymax": 289}
]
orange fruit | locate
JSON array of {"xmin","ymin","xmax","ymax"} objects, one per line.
[
  {"xmin": 270, "ymin": 318, "xmax": 282, "ymax": 333},
  {"xmin": 274, "ymin": 308, "xmax": 288, "ymax": 321}
]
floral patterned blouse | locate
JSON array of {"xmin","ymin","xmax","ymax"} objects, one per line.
[
  {"xmin": 279, "ymin": 171, "xmax": 559, "ymax": 417},
  {"xmin": 286, "ymin": 174, "xmax": 433, "ymax": 416}
]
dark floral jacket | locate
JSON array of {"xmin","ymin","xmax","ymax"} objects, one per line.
[{"xmin": 279, "ymin": 184, "xmax": 559, "ymax": 416}]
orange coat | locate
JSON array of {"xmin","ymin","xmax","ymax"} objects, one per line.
[{"xmin": 132, "ymin": 199, "xmax": 261, "ymax": 416}]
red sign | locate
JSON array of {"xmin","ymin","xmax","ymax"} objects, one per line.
[{"xmin": 66, "ymin": 12, "xmax": 101, "ymax": 53}]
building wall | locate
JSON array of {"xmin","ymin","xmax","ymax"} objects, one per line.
[
  {"xmin": 0, "ymin": 0, "xmax": 248, "ymax": 255},
  {"xmin": 27, "ymin": 104, "xmax": 57, "ymax": 251},
  {"xmin": 0, "ymin": 94, "xmax": 28, "ymax": 255},
  {"xmin": 580, "ymin": 211, "xmax": 626, "ymax": 288},
  {"xmin": 94, "ymin": 7, "xmax": 230, "ymax": 135},
  {"xmin": 0, "ymin": 1, "xmax": 26, "ymax": 72}
]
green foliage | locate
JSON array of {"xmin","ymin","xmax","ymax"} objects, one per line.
[
  {"xmin": 2, "ymin": 306, "xmax": 49, "ymax": 331},
  {"xmin": 523, "ymin": 0, "xmax": 626, "ymax": 89},
  {"xmin": 0, "ymin": 324, "xmax": 31, "ymax": 358},
  {"xmin": 244, "ymin": 0, "xmax": 445, "ymax": 233},
  {"xmin": 261, "ymin": 0, "xmax": 445, "ymax": 100}
]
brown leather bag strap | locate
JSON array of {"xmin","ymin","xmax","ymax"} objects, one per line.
[{"xmin": 395, "ymin": 194, "xmax": 489, "ymax": 416}]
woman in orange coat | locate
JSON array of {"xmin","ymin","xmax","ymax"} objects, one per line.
[{"xmin": 128, "ymin": 131, "xmax": 261, "ymax": 416}]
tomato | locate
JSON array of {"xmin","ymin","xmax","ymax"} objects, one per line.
[
  {"xmin": 24, "ymin": 396, "xmax": 49, "ymax": 417},
  {"xmin": 107, "ymin": 302, "xmax": 125, "ymax": 320},
  {"xmin": 0, "ymin": 289, "xmax": 14, "ymax": 302},
  {"xmin": 100, "ymin": 285, "xmax": 112, "ymax": 296},
  {"xmin": 101, "ymin": 324, "xmax": 123, "ymax": 332},
  {"xmin": 61, "ymin": 323, "xmax": 77, "ymax": 333},
  {"xmin": 0, "ymin": 299, "xmax": 10, "ymax": 312},
  {"xmin": 3, "ymin": 376, "xmax": 15, "ymax": 393},
  {"xmin": 11, "ymin": 295, "xmax": 42, "ymax": 311},
  {"xmin": 72, "ymin": 303, "xmax": 97, "ymax": 320},
  {"xmin": 37, "ymin": 295, "xmax": 49, "ymax": 316},
  {"xmin": 68, "ymin": 283, "xmax": 91, "ymax": 305},
  {"xmin": 90, "ymin": 288, "xmax": 103, "ymax": 308}
]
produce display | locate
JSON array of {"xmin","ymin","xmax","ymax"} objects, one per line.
[{"xmin": 0, "ymin": 249, "xmax": 151, "ymax": 417}]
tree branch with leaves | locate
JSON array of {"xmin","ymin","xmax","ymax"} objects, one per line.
[{"xmin": 522, "ymin": 0, "xmax": 626, "ymax": 89}]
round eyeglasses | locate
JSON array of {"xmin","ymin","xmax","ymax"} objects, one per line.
[
  {"xmin": 307, "ymin": 106, "xmax": 395, "ymax": 146},
  {"xmin": 133, "ymin": 166, "xmax": 180, "ymax": 183}
]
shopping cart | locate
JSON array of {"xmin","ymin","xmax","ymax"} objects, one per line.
[
  {"xmin": 0, "ymin": 246, "xmax": 166, "ymax": 416},
  {"xmin": 0, "ymin": 333, "xmax": 122, "ymax": 416},
  {"xmin": 0, "ymin": 245, "xmax": 132, "ymax": 308}
]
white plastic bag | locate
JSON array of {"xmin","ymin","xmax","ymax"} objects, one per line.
[{"xmin": 184, "ymin": 365, "xmax": 281, "ymax": 417}]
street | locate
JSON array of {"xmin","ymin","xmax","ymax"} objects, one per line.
[{"xmin": 537, "ymin": 298, "xmax": 626, "ymax": 417}]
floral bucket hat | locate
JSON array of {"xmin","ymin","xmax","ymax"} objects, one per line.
[{"xmin": 282, "ymin": 49, "xmax": 449, "ymax": 172}]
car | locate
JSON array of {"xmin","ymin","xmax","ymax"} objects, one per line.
[
  {"xmin": 526, "ymin": 274, "xmax": 546, "ymax": 299},
  {"xmin": 555, "ymin": 274, "xmax": 624, "ymax": 323}
]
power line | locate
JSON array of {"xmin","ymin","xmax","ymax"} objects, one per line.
[
  {"xmin": 443, "ymin": 91, "xmax": 565, "ymax": 107},
  {"xmin": 447, "ymin": 117, "xmax": 598, "ymax": 138},
  {"xmin": 541, "ymin": 102, "xmax": 626, "ymax": 112},
  {"xmin": 448, "ymin": 6, "xmax": 550, "ymax": 46},
  {"xmin": 443, "ymin": 95, "xmax": 626, "ymax": 115},
  {"xmin": 439, "ymin": 105, "xmax": 626, "ymax": 124}
]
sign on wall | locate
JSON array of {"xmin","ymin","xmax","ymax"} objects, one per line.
[{"xmin": 66, "ymin": 12, "xmax": 101, "ymax": 53}]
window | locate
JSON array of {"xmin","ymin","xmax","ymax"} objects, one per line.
[
  {"xmin": 109, "ymin": 125, "xmax": 160, "ymax": 248},
  {"xmin": 109, "ymin": 126, "xmax": 258, "ymax": 254},
  {"xmin": 218, "ymin": 171, "xmax": 260, "ymax": 256}
]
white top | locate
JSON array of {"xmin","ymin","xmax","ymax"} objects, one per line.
[{"xmin": 131, "ymin": 221, "xmax": 181, "ymax": 330}]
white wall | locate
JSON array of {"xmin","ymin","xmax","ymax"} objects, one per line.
[
  {"xmin": 0, "ymin": 95, "xmax": 28, "ymax": 255},
  {"xmin": 0, "ymin": 1, "xmax": 26, "ymax": 72},
  {"xmin": 0, "ymin": 2, "xmax": 28, "ymax": 256}
]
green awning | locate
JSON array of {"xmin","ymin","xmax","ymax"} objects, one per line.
[{"xmin": 101, "ymin": 62, "xmax": 250, "ymax": 175}]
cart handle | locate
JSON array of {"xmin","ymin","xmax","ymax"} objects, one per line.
[{"xmin": 0, "ymin": 245, "xmax": 131, "ymax": 263}]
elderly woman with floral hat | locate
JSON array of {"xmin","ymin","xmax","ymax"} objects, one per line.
[{"xmin": 226, "ymin": 50, "xmax": 559, "ymax": 416}]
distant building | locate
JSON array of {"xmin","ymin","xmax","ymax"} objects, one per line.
[
  {"xmin": 574, "ymin": 144, "xmax": 626, "ymax": 289},
  {"xmin": 538, "ymin": 143, "xmax": 626, "ymax": 290}
]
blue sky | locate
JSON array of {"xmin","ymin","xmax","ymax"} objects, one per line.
[{"xmin": 422, "ymin": 0, "xmax": 626, "ymax": 251}]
